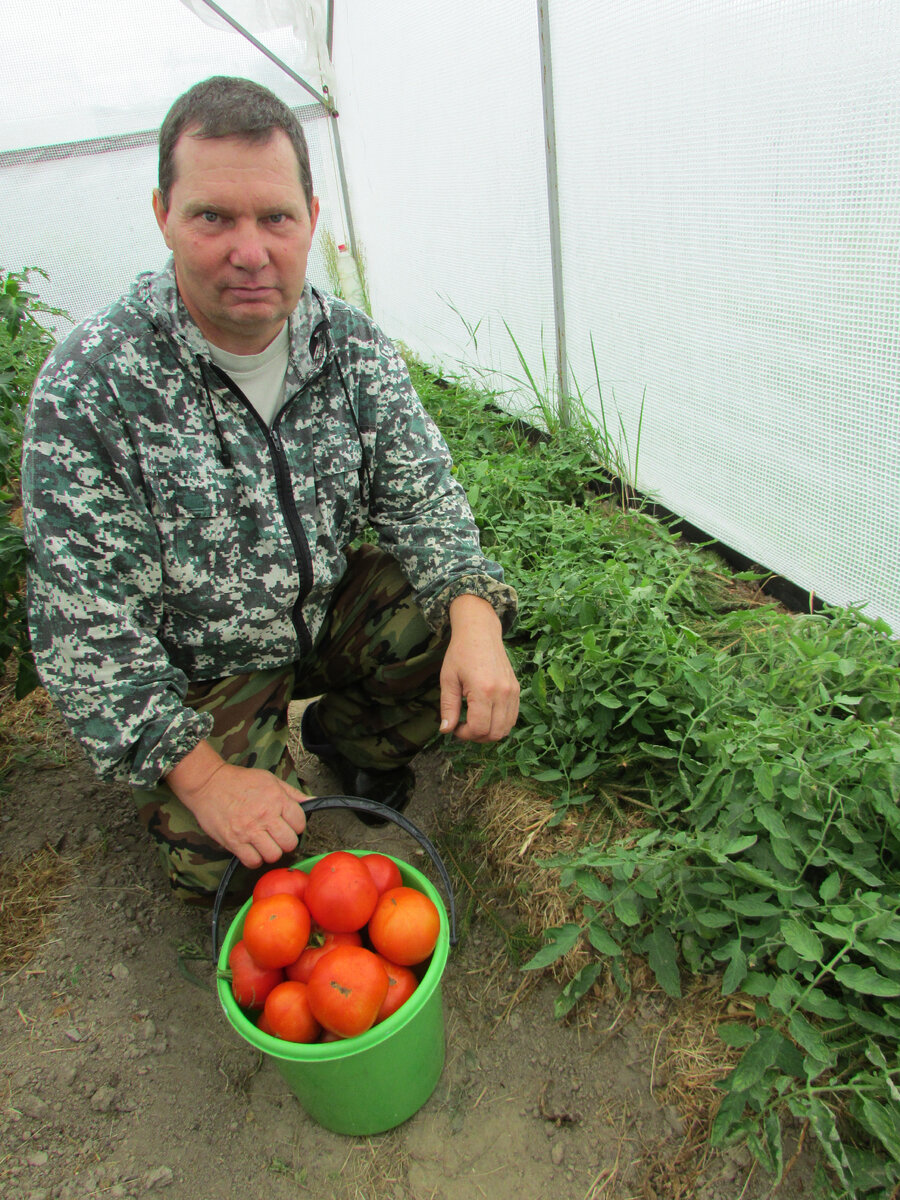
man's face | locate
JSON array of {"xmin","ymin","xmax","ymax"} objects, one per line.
[{"xmin": 152, "ymin": 129, "xmax": 319, "ymax": 354}]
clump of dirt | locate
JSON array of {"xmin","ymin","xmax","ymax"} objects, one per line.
[{"xmin": 1, "ymin": 703, "xmax": 817, "ymax": 1200}]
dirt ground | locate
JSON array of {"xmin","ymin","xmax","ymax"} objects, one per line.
[{"xmin": 0, "ymin": 703, "xmax": 820, "ymax": 1200}]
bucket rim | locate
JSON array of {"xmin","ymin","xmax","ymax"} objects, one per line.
[{"xmin": 216, "ymin": 850, "xmax": 449, "ymax": 1062}]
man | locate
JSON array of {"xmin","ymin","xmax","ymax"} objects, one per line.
[{"xmin": 21, "ymin": 76, "xmax": 518, "ymax": 900}]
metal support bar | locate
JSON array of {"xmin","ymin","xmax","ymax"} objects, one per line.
[
  {"xmin": 196, "ymin": 0, "xmax": 332, "ymax": 109},
  {"xmin": 536, "ymin": 0, "xmax": 570, "ymax": 421},
  {"xmin": 193, "ymin": 0, "xmax": 360, "ymax": 264}
]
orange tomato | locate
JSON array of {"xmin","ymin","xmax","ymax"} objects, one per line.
[
  {"xmin": 243, "ymin": 893, "xmax": 311, "ymax": 969},
  {"xmin": 252, "ymin": 866, "xmax": 309, "ymax": 904},
  {"xmin": 305, "ymin": 851, "xmax": 378, "ymax": 933},
  {"xmin": 367, "ymin": 887, "xmax": 440, "ymax": 966},
  {"xmin": 374, "ymin": 956, "xmax": 418, "ymax": 1022},
  {"xmin": 306, "ymin": 945, "xmax": 389, "ymax": 1038},
  {"xmin": 263, "ymin": 980, "xmax": 321, "ymax": 1043}
]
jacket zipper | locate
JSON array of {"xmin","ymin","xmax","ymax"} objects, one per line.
[{"xmin": 206, "ymin": 363, "xmax": 316, "ymax": 656}]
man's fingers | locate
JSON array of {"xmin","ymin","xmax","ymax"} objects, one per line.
[{"xmin": 439, "ymin": 673, "xmax": 463, "ymax": 734}]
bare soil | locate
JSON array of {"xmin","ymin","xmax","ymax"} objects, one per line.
[{"xmin": 0, "ymin": 706, "xmax": 818, "ymax": 1200}]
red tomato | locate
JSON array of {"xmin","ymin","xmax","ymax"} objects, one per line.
[
  {"xmin": 227, "ymin": 940, "xmax": 284, "ymax": 1010},
  {"xmin": 252, "ymin": 866, "xmax": 309, "ymax": 904},
  {"xmin": 257, "ymin": 1011, "xmax": 276, "ymax": 1036},
  {"xmin": 305, "ymin": 851, "xmax": 378, "ymax": 933},
  {"xmin": 374, "ymin": 956, "xmax": 418, "ymax": 1023},
  {"xmin": 263, "ymin": 980, "xmax": 322, "ymax": 1043},
  {"xmin": 307, "ymin": 945, "xmax": 389, "ymax": 1038},
  {"xmin": 361, "ymin": 853, "xmax": 403, "ymax": 896},
  {"xmin": 367, "ymin": 887, "xmax": 440, "ymax": 966},
  {"xmin": 285, "ymin": 930, "xmax": 363, "ymax": 983},
  {"xmin": 243, "ymin": 893, "xmax": 311, "ymax": 969}
]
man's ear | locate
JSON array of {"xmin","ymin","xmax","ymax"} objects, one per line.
[
  {"xmin": 152, "ymin": 188, "xmax": 172, "ymax": 246},
  {"xmin": 309, "ymin": 195, "xmax": 320, "ymax": 237}
]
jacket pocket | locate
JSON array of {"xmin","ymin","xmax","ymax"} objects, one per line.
[{"xmin": 312, "ymin": 436, "xmax": 364, "ymax": 553}]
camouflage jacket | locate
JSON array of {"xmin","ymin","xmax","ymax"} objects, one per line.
[{"xmin": 22, "ymin": 263, "xmax": 516, "ymax": 787}]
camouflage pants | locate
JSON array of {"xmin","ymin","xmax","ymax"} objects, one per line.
[{"xmin": 134, "ymin": 544, "xmax": 448, "ymax": 899}]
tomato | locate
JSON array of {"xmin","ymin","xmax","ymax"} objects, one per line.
[
  {"xmin": 367, "ymin": 887, "xmax": 440, "ymax": 966},
  {"xmin": 374, "ymin": 956, "xmax": 418, "ymax": 1023},
  {"xmin": 243, "ymin": 893, "xmax": 311, "ymax": 969},
  {"xmin": 304, "ymin": 851, "xmax": 378, "ymax": 933},
  {"xmin": 227, "ymin": 939, "xmax": 284, "ymax": 1010},
  {"xmin": 257, "ymin": 1011, "xmax": 276, "ymax": 1036},
  {"xmin": 285, "ymin": 930, "xmax": 363, "ymax": 984},
  {"xmin": 307, "ymin": 945, "xmax": 389, "ymax": 1038},
  {"xmin": 361, "ymin": 853, "xmax": 403, "ymax": 896},
  {"xmin": 263, "ymin": 980, "xmax": 321, "ymax": 1043},
  {"xmin": 252, "ymin": 866, "xmax": 309, "ymax": 904}
]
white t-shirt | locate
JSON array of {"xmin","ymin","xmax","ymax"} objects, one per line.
[{"xmin": 206, "ymin": 323, "xmax": 290, "ymax": 428}]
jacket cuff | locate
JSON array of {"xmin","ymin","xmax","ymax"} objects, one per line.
[
  {"xmin": 423, "ymin": 576, "xmax": 518, "ymax": 639},
  {"xmin": 133, "ymin": 707, "xmax": 215, "ymax": 789}
]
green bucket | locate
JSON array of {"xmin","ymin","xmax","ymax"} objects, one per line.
[{"xmin": 213, "ymin": 798, "xmax": 455, "ymax": 1137}]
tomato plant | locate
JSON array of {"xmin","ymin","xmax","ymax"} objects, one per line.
[
  {"xmin": 306, "ymin": 945, "xmax": 389, "ymax": 1037},
  {"xmin": 243, "ymin": 893, "xmax": 311, "ymax": 969},
  {"xmin": 361, "ymin": 853, "xmax": 403, "ymax": 895},
  {"xmin": 227, "ymin": 939, "xmax": 284, "ymax": 1010},
  {"xmin": 375, "ymin": 956, "xmax": 418, "ymax": 1023},
  {"xmin": 367, "ymin": 886, "xmax": 440, "ymax": 966},
  {"xmin": 305, "ymin": 851, "xmax": 378, "ymax": 933},
  {"xmin": 263, "ymin": 980, "xmax": 322, "ymax": 1043},
  {"xmin": 252, "ymin": 866, "xmax": 309, "ymax": 903}
]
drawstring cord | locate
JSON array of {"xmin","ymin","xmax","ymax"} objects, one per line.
[{"xmin": 198, "ymin": 357, "xmax": 233, "ymax": 469}]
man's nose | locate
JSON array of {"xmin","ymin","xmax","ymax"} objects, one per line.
[{"xmin": 230, "ymin": 222, "xmax": 270, "ymax": 271}]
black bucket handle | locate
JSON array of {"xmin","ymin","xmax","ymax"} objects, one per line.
[{"xmin": 211, "ymin": 795, "xmax": 458, "ymax": 962}]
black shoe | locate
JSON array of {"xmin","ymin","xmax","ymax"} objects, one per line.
[{"xmin": 300, "ymin": 703, "xmax": 414, "ymax": 827}]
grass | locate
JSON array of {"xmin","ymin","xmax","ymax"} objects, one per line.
[{"xmin": 409, "ymin": 353, "xmax": 900, "ymax": 1200}]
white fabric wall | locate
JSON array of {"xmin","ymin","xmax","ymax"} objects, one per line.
[
  {"xmin": 548, "ymin": 0, "xmax": 899, "ymax": 626},
  {"xmin": 332, "ymin": 0, "xmax": 900, "ymax": 631},
  {"xmin": 331, "ymin": 0, "xmax": 555, "ymax": 403}
]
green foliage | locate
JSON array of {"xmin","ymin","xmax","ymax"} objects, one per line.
[
  {"xmin": 0, "ymin": 267, "xmax": 65, "ymax": 698},
  {"xmin": 411, "ymin": 356, "xmax": 900, "ymax": 1198}
]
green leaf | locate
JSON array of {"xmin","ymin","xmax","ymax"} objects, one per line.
[
  {"xmin": 834, "ymin": 964, "xmax": 900, "ymax": 996},
  {"xmin": 788, "ymin": 1011, "xmax": 834, "ymax": 1070},
  {"xmin": 554, "ymin": 963, "xmax": 604, "ymax": 1018},
  {"xmin": 522, "ymin": 923, "xmax": 580, "ymax": 971},
  {"xmin": 612, "ymin": 890, "xmax": 642, "ymax": 927},
  {"xmin": 642, "ymin": 925, "xmax": 681, "ymax": 998},
  {"xmin": 780, "ymin": 919, "xmax": 824, "ymax": 963},
  {"xmin": 721, "ymin": 946, "xmax": 748, "ymax": 995},
  {"xmin": 819, "ymin": 871, "xmax": 842, "ymax": 902},
  {"xmin": 724, "ymin": 894, "xmax": 780, "ymax": 918},
  {"xmin": 717, "ymin": 1022, "xmax": 756, "ymax": 1048},
  {"xmin": 587, "ymin": 920, "xmax": 621, "ymax": 957},
  {"xmin": 728, "ymin": 1027, "xmax": 782, "ymax": 1092}
]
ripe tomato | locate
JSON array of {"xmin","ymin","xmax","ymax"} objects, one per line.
[
  {"xmin": 227, "ymin": 939, "xmax": 284, "ymax": 1010},
  {"xmin": 257, "ymin": 1011, "xmax": 276, "ymax": 1036},
  {"xmin": 243, "ymin": 893, "xmax": 311, "ymax": 969},
  {"xmin": 252, "ymin": 866, "xmax": 309, "ymax": 904},
  {"xmin": 307, "ymin": 945, "xmax": 389, "ymax": 1038},
  {"xmin": 367, "ymin": 887, "xmax": 440, "ymax": 966},
  {"xmin": 305, "ymin": 851, "xmax": 378, "ymax": 933},
  {"xmin": 374, "ymin": 956, "xmax": 418, "ymax": 1023},
  {"xmin": 285, "ymin": 930, "xmax": 363, "ymax": 983},
  {"xmin": 361, "ymin": 853, "xmax": 403, "ymax": 896},
  {"xmin": 263, "ymin": 980, "xmax": 321, "ymax": 1043}
]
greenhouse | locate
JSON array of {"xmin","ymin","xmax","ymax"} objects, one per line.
[{"xmin": 1, "ymin": 3, "xmax": 898, "ymax": 1199}]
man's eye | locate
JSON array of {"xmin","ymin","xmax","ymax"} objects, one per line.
[
  {"xmin": 266, "ymin": 213, "xmax": 286, "ymax": 225},
  {"xmin": 201, "ymin": 212, "xmax": 219, "ymax": 224}
]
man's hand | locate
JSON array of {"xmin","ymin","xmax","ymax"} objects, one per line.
[
  {"xmin": 439, "ymin": 594, "xmax": 519, "ymax": 742},
  {"xmin": 165, "ymin": 740, "xmax": 308, "ymax": 869}
]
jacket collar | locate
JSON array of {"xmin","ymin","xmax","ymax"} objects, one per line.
[{"xmin": 134, "ymin": 258, "xmax": 332, "ymax": 384}]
